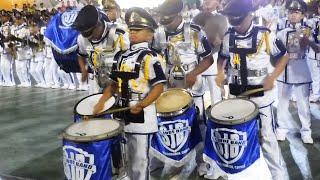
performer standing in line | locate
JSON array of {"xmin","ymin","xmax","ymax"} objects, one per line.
[
  {"xmin": 72, "ymin": 5, "xmax": 129, "ymax": 94},
  {"xmin": 275, "ymin": 0, "xmax": 318, "ymax": 144},
  {"xmin": 215, "ymin": 0, "xmax": 290, "ymax": 179},
  {"xmin": 93, "ymin": 7, "xmax": 166, "ymax": 180}
]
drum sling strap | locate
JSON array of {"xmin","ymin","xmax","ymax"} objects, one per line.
[
  {"xmin": 112, "ymin": 50, "xmax": 156, "ymax": 124},
  {"xmin": 229, "ymin": 27, "xmax": 267, "ymax": 97}
]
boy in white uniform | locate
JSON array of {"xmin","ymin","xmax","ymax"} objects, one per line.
[{"xmin": 93, "ymin": 7, "xmax": 166, "ymax": 180}]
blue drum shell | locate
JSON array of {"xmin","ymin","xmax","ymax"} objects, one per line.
[
  {"xmin": 151, "ymin": 105, "xmax": 202, "ymax": 163},
  {"xmin": 204, "ymin": 116, "xmax": 260, "ymax": 174},
  {"xmin": 62, "ymin": 136, "xmax": 120, "ymax": 180}
]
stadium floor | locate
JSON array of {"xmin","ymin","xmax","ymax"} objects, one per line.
[{"xmin": 0, "ymin": 86, "xmax": 319, "ymax": 180}]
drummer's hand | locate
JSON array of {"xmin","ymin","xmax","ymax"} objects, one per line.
[
  {"xmin": 81, "ymin": 70, "xmax": 88, "ymax": 82},
  {"xmin": 130, "ymin": 103, "xmax": 143, "ymax": 114},
  {"xmin": 215, "ymin": 73, "xmax": 225, "ymax": 88},
  {"xmin": 186, "ymin": 72, "xmax": 197, "ymax": 88},
  {"xmin": 263, "ymin": 75, "xmax": 275, "ymax": 91},
  {"xmin": 93, "ymin": 101, "xmax": 104, "ymax": 115},
  {"xmin": 299, "ymin": 36, "xmax": 310, "ymax": 50}
]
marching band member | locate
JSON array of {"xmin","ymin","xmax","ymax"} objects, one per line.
[
  {"xmin": 276, "ymin": 0, "xmax": 317, "ymax": 144},
  {"xmin": 29, "ymin": 21, "xmax": 47, "ymax": 88},
  {"xmin": 307, "ymin": 4, "xmax": 320, "ymax": 103},
  {"xmin": 93, "ymin": 7, "xmax": 166, "ymax": 179},
  {"xmin": 215, "ymin": 0, "xmax": 290, "ymax": 179},
  {"xmin": 12, "ymin": 12, "xmax": 32, "ymax": 87},
  {"xmin": 72, "ymin": 5, "xmax": 129, "ymax": 94},
  {"xmin": 193, "ymin": 0, "xmax": 227, "ymax": 105},
  {"xmin": 153, "ymin": 0, "xmax": 213, "ymax": 176},
  {"xmin": 0, "ymin": 11, "xmax": 16, "ymax": 87},
  {"xmin": 155, "ymin": 0, "xmax": 213, "ymax": 124}
]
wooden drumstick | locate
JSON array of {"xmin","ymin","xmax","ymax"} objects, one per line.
[
  {"xmin": 97, "ymin": 107, "xmax": 131, "ymax": 115},
  {"xmin": 238, "ymin": 88, "xmax": 265, "ymax": 97}
]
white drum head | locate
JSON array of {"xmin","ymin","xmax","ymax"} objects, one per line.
[
  {"xmin": 209, "ymin": 99, "xmax": 258, "ymax": 125},
  {"xmin": 75, "ymin": 94, "xmax": 115, "ymax": 116},
  {"xmin": 156, "ymin": 88, "xmax": 192, "ymax": 114},
  {"xmin": 63, "ymin": 119, "xmax": 122, "ymax": 142}
]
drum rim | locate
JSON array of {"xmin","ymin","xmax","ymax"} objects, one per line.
[
  {"xmin": 74, "ymin": 93, "xmax": 115, "ymax": 117},
  {"xmin": 62, "ymin": 119, "xmax": 123, "ymax": 142},
  {"xmin": 156, "ymin": 88, "xmax": 194, "ymax": 117},
  {"xmin": 207, "ymin": 98, "xmax": 259, "ymax": 125}
]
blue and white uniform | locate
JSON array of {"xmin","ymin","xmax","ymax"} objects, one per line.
[
  {"xmin": 77, "ymin": 21, "xmax": 129, "ymax": 94},
  {"xmin": 0, "ymin": 21, "xmax": 15, "ymax": 86},
  {"xmin": 13, "ymin": 23, "xmax": 32, "ymax": 87},
  {"xmin": 111, "ymin": 42, "xmax": 166, "ymax": 180},
  {"xmin": 307, "ymin": 15, "xmax": 320, "ymax": 102},
  {"xmin": 276, "ymin": 20, "xmax": 314, "ymax": 141},
  {"xmin": 219, "ymin": 23, "xmax": 289, "ymax": 180},
  {"xmin": 154, "ymin": 20, "xmax": 213, "ymax": 121}
]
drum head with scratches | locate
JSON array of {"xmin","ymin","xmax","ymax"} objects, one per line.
[
  {"xmin": 75, "ymin": 93, "xmax": 115, "ymax": 116},
  {"xmin": 209, "ymin": 99, "xmax": 259, "ymax": 125},
  {"xmin": 156, "ymin": 88, "xmax": 192, "ymax": 113},
  {"xmin": 63, "ymin": 119, "xmax": 122, "ymax": 142}
]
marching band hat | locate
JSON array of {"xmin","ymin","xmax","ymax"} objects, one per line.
[
  {"xmin": 220, "ymin": 0, "xmax": 253, "ymax": 17},
  {"xmin": 72, "ymin": 5, "xmax": 104, "ymax": 37},
  {"xmin": 158, "ymin": 0, "xmax": 183, "ymax": 25},
  {"xmin": 286, "ymin": 0, "xmax": 307, "ymax": 13},
  {"xmin": 158, "ymin": 0, "xmax": 183, "ymax": 16},
  {"xmin": 125, "ymin": 7, "xmax": 158, "ymax": 31}
]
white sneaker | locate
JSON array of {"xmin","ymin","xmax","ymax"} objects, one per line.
[
  {"xmin": 68, "ymin": 84, "xmax": 76, "ymax": 90},
  {"xmin": 309, "ymin": 95, "xmax": 320, "ymax": 103},
  {"xmin": 34, "ymin": 83, "xmax": 42, "ymax": 87},
  {"xmin": 51, "ymin": 84, "xmax": 60, "ymax": 89},
  {"xmin": 61, "ymin": 84, "xmax": 69, "ymax": 89},
  {"xmin": 276, "ymin": 132, "xmax": 286, "ymax": 141},
  {"xmin": 302, "ymin": 135, "xmax": 314, "ymax": 144}
]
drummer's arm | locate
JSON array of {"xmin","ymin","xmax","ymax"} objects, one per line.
[
  {"xmin": 215, "ymin": 56, "xmax": 227, "ymax": 88},
  {"xmin": 130, "ymin": 83, "xmax": 164, "ymax": 114},
  {"xmin": 78, "ymin": 56, "xmax": 88, "ymax": 82},
  {"xmin": 93, "ymin": 83, "xmax": 117, "ymax": 115}
]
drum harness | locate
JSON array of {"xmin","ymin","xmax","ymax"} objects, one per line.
[
  {"xmin": 87, "ymin": 24, "xmax": 126, "ymax": 88},
  {"xmin": 158, "ymin": 23, "xmax": 201, "ymax": 89},
  {"xmin": 110, "ymin": 49, "xmax": 156, "ymax": 124},
  {"xmin": 229, "ymin": 26, "xmax": 271, "ymax": 97}
]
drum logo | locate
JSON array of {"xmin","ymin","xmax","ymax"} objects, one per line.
[
  {"xmin": 63, "ymin": 145, "xmax": 97, "ymax": 180},
  {"xmin": 158, "ymin": 119, "xmax": 191, "ymax": 153},
  {"xmin": 61, "ymin": 11, "xmax": 78, "ymax": 27},
  {"xmin": 211, "ymin": 128, "xmax": 247, "ymax": 164}
]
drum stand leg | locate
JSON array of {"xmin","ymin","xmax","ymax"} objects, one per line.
[{"xmin": 115, "ymin": 135, "xmax": 129, "ymax": 180}]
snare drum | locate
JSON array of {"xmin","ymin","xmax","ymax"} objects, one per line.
[
  {"xmin": 62, "ymin": 119, "xmax": 125, "ymax": 180},
  {"xmin": 204, "ymin": 98, "xmax": 261, "ymax": 174},
  {"xmin": 74, "ymin": 93, "xmax": 116, "ymax": 122},
  {"xmin": 150, "ymin": 88, "xmax": 202, "ymax": 166}
]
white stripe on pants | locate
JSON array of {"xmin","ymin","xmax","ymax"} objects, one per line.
[{"xmin": 126, "ymin": 133, "xmax": 152, "ymax": 180}]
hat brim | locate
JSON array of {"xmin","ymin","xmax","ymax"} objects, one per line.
[{"xmin": 128, "ymin": 25, "xmax": 155, "ymax": 32}]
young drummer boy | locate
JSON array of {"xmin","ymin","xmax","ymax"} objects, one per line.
[{"xmin": 93, "ymin": 7, "xmax": 166, "ymax": 180}]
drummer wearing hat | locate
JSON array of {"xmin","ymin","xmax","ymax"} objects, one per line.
[
  {"xmin": 93, "ymin": 7, "xmax": 166, "ymax": 180},
  {"xmin": 276, "ymin": 0, "xmax": 318, "ymax": 144},
  {"xmin": 73, "ymin": 5, "xmax": 129, "ymax": 93},
  {"xmin": 215, "ymin": 0, "xmax": 290, "ymax": 179},
  {"xmin": 155, "ymin": 0, "xmax": 213, "ymax": 127}
]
